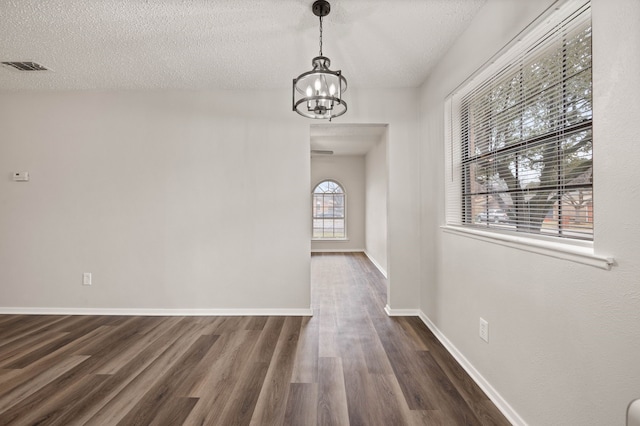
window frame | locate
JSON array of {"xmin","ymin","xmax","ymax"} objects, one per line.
[
  {"xmin": 447, "ymin": 0, "xmax": 593, "ymax": 241},
  {"xmin": 443, "ymin": 0, "xmax": 612, "ymax": 269},
  {"xmin": 312, "ymin": 179, "xmax": 348, "ymax": 241}
]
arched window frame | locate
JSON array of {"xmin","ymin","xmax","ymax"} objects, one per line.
[{"xmin": 312, "ymin": 179, "xmax": 347, "ymax": 240}]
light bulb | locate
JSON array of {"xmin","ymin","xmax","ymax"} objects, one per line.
[
  {"xmin": 329, "ymin": 83, "xmax": 336, "ymax": 95},
  {"xmin": 314, "ymin": 78, "xmax": 321, "ymax": 92},
  {"xmin": 306, "ymin": 86, "xmax": 312, "ymax": 97}
]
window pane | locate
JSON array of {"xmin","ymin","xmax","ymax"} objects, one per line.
[
  {"xmin": 559, "ymin": 187, "xmax": 593, "ymax": 237},
  {"xmin": 321, "ymin": 195, "xmax": 330, "ymax": 217},
  {"xmin": 334, "ymin": 194, "xmax": 344, "ymax": 218},
  {"xmin": 561, "ymin": 130, "xmax": 592, "ymax": 182},
  {"xmin": 313, "ymin": 195, "xmax": 323, "ymax": 217},
  {"xmin": 312, "ymin": 180, "xmax": 347, "ymax": 239},
  {"xmin": 323, "ymin": 219, "xmax": 334, "ymax": 237},
  {"xmin": 565, "ymin": 72, "xmax": 592, "ymax": 126},
  {"xmin": 334, "ymin": 219, "xmax": 345, "ymax": 238}
]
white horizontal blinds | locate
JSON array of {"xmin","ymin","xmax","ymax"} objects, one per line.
[
  {"xmin": 454, "ymin": 0, "xmax": 592, "ymax": 240},
  {"xmin": 444, "ymin": 96, "xmax": 463, "ymax": 225}
]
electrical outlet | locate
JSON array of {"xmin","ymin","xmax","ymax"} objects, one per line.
[
  {"xmin": 83, "ymin": 272, "xmax": 92, "ymax": 286},
  {"xmin": 479, "ymin": 317, "xmax": 489, "ymax": 343}
]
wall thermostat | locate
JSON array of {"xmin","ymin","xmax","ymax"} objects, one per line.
[{"xmin": 12, "ymin": 172, "xmax": 29, "ymax": 182}]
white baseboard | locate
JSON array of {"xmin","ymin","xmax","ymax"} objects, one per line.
[
  {"xmin": 310, "ymin": 248, "xmax": 365, "ymax": 253},
  {"xmin": 364, "ymin": 251, "xmax": 388, "ymax": 278},
  {"xmin": 418, "ymin": 311, "xmax": 526, "ymax": 426},
  {"xmin": 384, "ymin": 305, "xmax": 420, "ymax": 316},
  {"xmin": 0, "ymin": 307, "xmax": 314, "ymax": 317}
]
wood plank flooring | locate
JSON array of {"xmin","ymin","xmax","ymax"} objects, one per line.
[{"xmin": 0, "ymin": 253, "xmax": 510, "ymax": 425}]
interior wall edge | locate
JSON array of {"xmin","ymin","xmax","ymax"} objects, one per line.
[{"xmin": 364, "ymin": 250, "xmax": 388, "ymax": 278}]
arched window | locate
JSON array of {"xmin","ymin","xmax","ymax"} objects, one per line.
[{"xmin": 313, "ymin": 180, "xmax": 346, "ymax": 239}]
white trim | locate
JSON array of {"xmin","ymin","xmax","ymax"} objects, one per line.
[
  {"xmin": 365, "ymin": 250, "xmax": 388, "ymax": 278},
  {"xmin": 310, "ymin": 248, "xmax": 364, "ymax": 253},
  {"xmin": 418, "ymin": 311, "xmax": 527, "ymax": 426},
  {"xmin": 442, "ymin": 225, "xmax": 614, "ymax": 270},
  {"xmin": 0, "ymin": 307, "xmax": 314, "ymax": 317},
  {"xmin": 384, "ymin": 305, "xmax": 420, "ymax": 317}
]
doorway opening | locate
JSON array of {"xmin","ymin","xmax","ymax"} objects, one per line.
[{"xmin": 309, "ymin": 123, "xmax": 389, "ymax": 308}]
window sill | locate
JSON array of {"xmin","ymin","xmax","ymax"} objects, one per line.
[
  {"xmin": 312, "ymin": 238, "xmax": 350, "ymax": 242},
  {"xmin": 441, "ymin": 225, "xmax": 614, "ymax": 270}
]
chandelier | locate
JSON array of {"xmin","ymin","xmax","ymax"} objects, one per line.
[{"xmin": 292, "ymin": 0, "xmax": 347, "ymax": 120}]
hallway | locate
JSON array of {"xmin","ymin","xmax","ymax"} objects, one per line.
[{"xmin": 307, "ymin": 252, "xmax": 509, "ymax": 425}]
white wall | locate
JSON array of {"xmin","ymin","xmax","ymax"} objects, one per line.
[
  {"xmin": 0, "ymin": 87, "xmax": 421, "ymax": 314},
  {"xmin": 365, "ymin": 134, "xmax": 388, "ymax": 276},
  {"xmin": 0, "ymin": 90, "xmax": 311, "ymax": 313},
  {"xmin": 420, "ymin": 0, "xmax": 640, "ymax": 424},
  {"xmin": 345, "ymin": 89, "xmax": 421, "ymax": 311},
  {"xmin": 311, "ymin": 155, "xmax": 365, "ymax": 252}
]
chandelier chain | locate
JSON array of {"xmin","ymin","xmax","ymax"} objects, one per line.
[{"xmin": 319, "ymin": 15, "xmax": 323, "ymax": 56}]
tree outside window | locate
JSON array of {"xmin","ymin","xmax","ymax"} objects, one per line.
[{"xmin": 459, "ymin": 6, "xmax": 592, "ymax": 240}]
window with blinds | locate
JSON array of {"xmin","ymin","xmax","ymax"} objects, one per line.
[{"xmin": 445, "ymin": 0, "xmax": 592, "ymax": 241}]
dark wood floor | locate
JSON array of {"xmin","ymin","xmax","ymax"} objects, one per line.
[{"xmin": 0, "ymin": 253, "xmax": 510, "ymax": 425}]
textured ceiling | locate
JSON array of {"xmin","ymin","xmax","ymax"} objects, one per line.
[{"xmin": 0, "ymin": 0, "xmax": 486, "ymax": 91}]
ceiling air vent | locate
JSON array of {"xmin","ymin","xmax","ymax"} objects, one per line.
[{"xmin": 1, "ymin": 61, "xmax": 50, "ymax": 71}]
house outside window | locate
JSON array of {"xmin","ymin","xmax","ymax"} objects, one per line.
[
  {"xmin": 445, "ymin": 0, "xmax": 593, "ymax": 241},
  {"xmin": 313, "ymin": 180, "xmax": 346, "ymax": 239}
]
